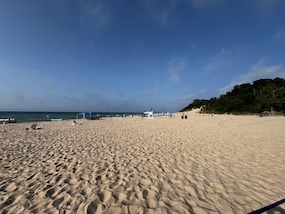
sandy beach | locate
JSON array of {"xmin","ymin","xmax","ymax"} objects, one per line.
[{"xmin": 1, "ymin": 111, "xmax": 285, "ymax": 214}]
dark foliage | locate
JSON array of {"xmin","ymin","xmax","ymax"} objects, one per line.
[{"xmin": 181, "ymin": 78, "xmax": 285, "ymax": 114}]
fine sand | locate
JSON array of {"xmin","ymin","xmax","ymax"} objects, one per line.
[{"xmin": 1, "ymin": 111, "xmax": 285, "ymax": 214}]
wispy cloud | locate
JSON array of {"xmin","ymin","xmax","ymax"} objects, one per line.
[
  {"xmin": 219, "ymin": 59, "xmax": 285, "ymax": 94},
  {"xmin": 254, "ymin": 0, "xmax": 281, "ymax": 17},
  {"xmin": 153, "ymin": 10, "xmax": 172, "ymax": 26},
  {"xmin": 170, "ymin": 89, "xmax": 210, "ymax": 112},
  {"xmin": 154, "ymin": 80, "xmax": 160, "ymax": 92},
  {"xmin": 274, "ymin": 29, "xmax": 285, "ymax": 40},
  {"xmin": 143, "ymin": 0, "xmax": 225, "ymax": 25},
  {"xmin": 181, "ymin": 94, "xmax": 194, "ymax": 100},
  {"xmin": 80, "ymin": 0, "xmax": 112, "ymax": 27},
  {"xmin": 203, "ymin": 48, "xmax": 236, "ymax": 73},
  {"xmin": 189, "ymin": 0, "xmax": 224, "ymax": 9},
  {"xmin": 139, "ymin": 90, "xmax": 152, "ymax": 97},
  {"xmin": 168, "ymin": 93, "xmax": 194, "ymax": 112},
  {"xmin": 42, "ymin": 78, "xmax": 59, "ymax": 89},
  {"xmin": 142, "ymin": 0, "xmax": 176, "ymax": 26},
  {"xmin": 167, "ymin": 57, "xmax": 188, "ymax": 84},
  {"xmin": 137, "ymin": 80, "xmax": 160, "ymax": 99},
  {"xmin": 0, "ymin": 90, "xmax": 146, "ymax": 112}
]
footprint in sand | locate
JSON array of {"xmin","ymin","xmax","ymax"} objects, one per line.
[
  {"xmin": 143, "ymin": 189, "xmax": 157, "ymax": 200},
  {"xmin": 98, "ymin": 190, "xmax": 112, "ymax": 203},
  {"xmin": 86, "ymin": 200, "xmax": 105, "ymax": 214}
]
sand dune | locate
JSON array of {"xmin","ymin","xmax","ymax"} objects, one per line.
[{"xmin": 1, "ymin": 112, "xmax": 285, "ymax": 213}]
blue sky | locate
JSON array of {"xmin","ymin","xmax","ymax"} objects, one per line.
[{"xmin": 1, "ymin": 0, "xmax": 285, "ymax": 112}]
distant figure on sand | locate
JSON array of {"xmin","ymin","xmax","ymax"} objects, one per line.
[
  {"xmin": 181, "ymin": 113, "xmax": 184, "ymax": 119},
  {"xmin": 185, "ymin": 114, "xmax": 188, "ymax": 119},
  {"xmin": 72, "ymin": 120, "xmax": 82, "ymax": 126}
]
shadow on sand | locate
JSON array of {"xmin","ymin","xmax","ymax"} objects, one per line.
[{"xmin": 249, "ymin": 199, "xmax": 285, "ymax": 214}]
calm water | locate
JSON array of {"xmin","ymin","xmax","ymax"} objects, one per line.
[{"xmin": 0, "ymin": 112, "xmax": 141, "ymax": 123}]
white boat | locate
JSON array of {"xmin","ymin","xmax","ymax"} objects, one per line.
[
  {"xmin": 50, "ymin": 118, "xmax": 63, "ymax": 121},
  {"xmin": 143, "ymin": 107, "xmax": 154, "ymax": 119},
  {"xmin": 46, "ymin": 114, "xmax": 62, "ymax": 121},
  {"xmin": 0, "ymin": 118, "xmax": 16, "ymax": 123}
]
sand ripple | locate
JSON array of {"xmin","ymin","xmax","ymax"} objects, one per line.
[{"xmin": 1, "ymin": 114, "xmax": 285, "ymax": 213}]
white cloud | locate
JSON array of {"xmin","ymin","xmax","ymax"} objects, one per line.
[
  {"xmin": 203, "ymin": 48, "xmax": 236, "ymax": 73},
  {"xmin": 274, "ymin": 29, "xmax": 285, "ymax": 40},
  {"xmin": 167, "ymin": 57, "xmax": 188, "ymax": 84},
  {"xmin": 219, "ymin": 59, "xmax": 285, "ymax": 94}
]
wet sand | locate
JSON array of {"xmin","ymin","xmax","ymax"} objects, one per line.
[{"xmin": 1, "ymin": 110, "xmax": 285, "ymax": 213}]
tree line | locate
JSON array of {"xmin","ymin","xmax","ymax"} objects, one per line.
[{"xmin": 181, "ymin": 78, "xmax": 285, "ymax": 115}]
